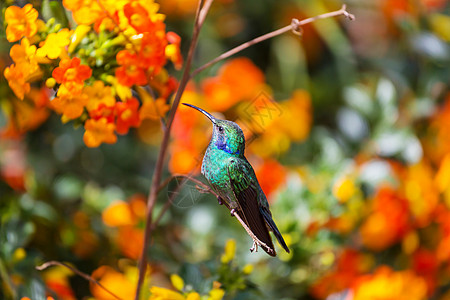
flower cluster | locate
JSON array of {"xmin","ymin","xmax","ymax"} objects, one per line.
[
  {"xmin": 307, "ymin": 91, "xmax": 450, "ymax": 299},
  {"xmin": 3, "ymin": 1, "xmax": 180, "ymax": 147}
]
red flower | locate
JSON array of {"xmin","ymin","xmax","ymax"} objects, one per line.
[
  {"xmin": 115, "ymin": 98, "xmax": 141, "ymax": 135},
  {"xmin": 115, "ymin": 50, "xmax": 147, "ymax": 87}
]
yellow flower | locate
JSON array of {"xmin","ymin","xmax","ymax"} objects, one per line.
[
  {"xmin": 186, "ymin": 292, "xmax": 201, "ymax": 300},
  {"xmin": 430, "ymin": 13, "xmax": 450, "ymax": 42},
  {"xmin": 333, "ymin": 176, "xmax": 357, "ymax": 203},
  {"xmin": 242, "ymin": 264, "xmax": 254, "ymax": 275},
  {"xmin": 36, "ymin": 29, "xmax": 72, "ymax": 59},
  {"xmin": 149, "ymin": 286, "xmax": 185, "ymax": 300},
  {"xmin": 12, "ymin": 248, "xmax": 26, "ymax": 262},
  {"xmin": 207, "ymin": 287, "xmax": 225, "ymax": 300},
  {"xmin": 220, "ymin": 239, "xmax": 236, "ymax": 264},
  {"xmin": 106, "ymin": 75, "xmax": 132, "ymax": 101},
  {"xmin": 5, "ymin": 4, "xmax": 39, "ymax": 42},
  {"xmin": 170, "ymin": 274, "xmax": 184, "ymax": 291},
  {"xmin": 68, "ymin": 24, "xmax": 91, "ymax": 53}
]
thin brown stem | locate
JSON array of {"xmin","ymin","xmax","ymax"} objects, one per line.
[
  {"xmin": 36, "ymin": 261, "xmax": 122, "ymax": 300},
  {"xmin": 191, "ymin": 4, "xmax": 354, "ymax": 78},
  {"xmin": 134, "ymin": 1, "xmax": 214, "ymax": 299}
]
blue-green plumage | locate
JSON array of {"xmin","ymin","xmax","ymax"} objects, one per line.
[{"xmin": 183, "ymin": 103, "xmax": 290, "ymax": 256}]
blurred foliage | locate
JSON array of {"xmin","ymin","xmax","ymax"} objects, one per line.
[{"xmin": 1, "ymin": 0, "xmax": 450, "ymax": 299}]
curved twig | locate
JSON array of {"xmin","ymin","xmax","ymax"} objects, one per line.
[
  {"xmin": 191, "ymin": 4, "xmax": 354, "ymax": 78},
  {"xmin": 36, "ymin": 261, "xmax": 122, "ymax": 300}
]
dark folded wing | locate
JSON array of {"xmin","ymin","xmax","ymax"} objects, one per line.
[
  {"xmin": 260, "ymin": 206, "xmax": 290, "ymax": 253},
  {"xmin": 227, "ymin": 158, "xmax": 276, "ymax": 256}
]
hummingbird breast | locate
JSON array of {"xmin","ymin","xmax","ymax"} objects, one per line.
[{"xmin": 201, "ymin": 148, "xmax": 237, "ymax": 207}]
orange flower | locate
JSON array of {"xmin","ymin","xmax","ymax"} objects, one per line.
[
  {"xmin": 1, "ymin": 89, "xmax": 50, "ymax": 139},
  {"xmin": 115, "ymin": 98, "xmax": 141, "ymax": 135},
  {"xmin": 253, "ymin": 159, "xmax": 287, "ymax": 198},
  {"xmin": 84, "ymin": 81, "xmax": 116, "ymax": 112},
  {"xmin": 51, "ymin": 93, "xmax": 88, "ymax": 119},
  {"xmin": 123, "ymin": 2, "xmax": 158, "ymax": 33},
  {"xmin": 115, "ymin": 50, "xmax": 147, "ymax": 87},
  {"xmin": 247, "ymin": 90, "xmax": 312, "ymax": 158},
  {"xmin": 52, "ymin": 57, "xmax": 92, "ymax": 97},
  {"xmin": 352, "ymin": 266, "xmax": 427, "ymax": 300},
  {"xmin": 402, "ymin": 160, "xmax": 439, "ymax": 226},
  {"xmin": 9, "ymin": 38, "xmax": 39, "ymax": 73},
  {"xmin": 166, "ymin": 31, "xmax": 183, "ymax": 69},
  {"xmin": 89, "ymin": 103, "xmax": 115, "ymax": 123},
  {"xmin": 202, "ymin": 57, "xmax": 264, "ymax": 111},
  {"xmin": 310, "ymin": 249, "xmax": 373, "ymax": 299},
  {"xmin": 360, "ymin": 187, "xmax": 410, "ymax": 251},
  {"xmin": 62, "ymin": 0, "xmax": 104, "ymax": 26},
  {"xmin": 427, "ymin": 92, "xmax": 450, "ymax": 163},
  {"xmin": 36, "ymin": 29, "xmax": 72, "ymax": 59},
  {"xmin": 117, "ymin": 226, "xmax": 144, "ymax": 259},
  {"xmin": 102, "ymin": 201, "xmax": 137, "ymax": 227},
  {"xmin": 139, "ymin": 98, "xmax": 170, "ymax": 120},
  {"xmin": 91, "ymin": 265, "xmax": 137, "ymax": 300},
  {"xmin": 4, "ymin": 64, "xmax": 31, "ymax": 100},
  {"xmin": 5, "ymin": 4, "xmax": 39, "ymax": 42},
  {"xmin": 83, "ymin": 118, "xmax": 117, "ymax": 147}
]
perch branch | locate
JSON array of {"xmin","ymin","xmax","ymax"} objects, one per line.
[
  {"xmin": 153, "ymin": 174, "xmax": 273, "ymax": 254},
  {"xmin": 191, "ymin": 4, "xmax": 354, "ymax": 78}
]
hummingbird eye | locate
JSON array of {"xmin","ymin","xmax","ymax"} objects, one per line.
[{"xmin": 218, "ymin": 126, "xmax": 224, "ymax": 132}]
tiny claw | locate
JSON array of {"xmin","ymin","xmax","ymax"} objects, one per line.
[
  {"xmin": 230, "ymin": 208, "xmax": 236, "ymax": 216},
  {"xmin": 250, "ymin": 241, "xmax": 258, "ymax": 253},
  {"xmin": 217, "ymin": 197, "xmax": 223, "ymax": 205}
]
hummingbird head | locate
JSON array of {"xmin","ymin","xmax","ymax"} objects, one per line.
[{"xmin": 183, "ymin": 103, "xmax": 245, "ymax": 156}]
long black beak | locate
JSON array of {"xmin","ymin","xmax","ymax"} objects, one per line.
[{"xmin": 182, "ymin": 103, "xmax": 216, "ymax": 124}]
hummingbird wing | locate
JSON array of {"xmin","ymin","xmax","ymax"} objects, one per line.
[{"xmin": 227, "ymin": 158, "xmax": 276, "ymax": 256}]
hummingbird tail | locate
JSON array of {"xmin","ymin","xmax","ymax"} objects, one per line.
[
  {"xmin": 260, "ymin": 208, "xmax": 290, "ymax": 253},
  {"xmin": 234, "ymin": 201, "xmax": 276, "ymax": 256}
]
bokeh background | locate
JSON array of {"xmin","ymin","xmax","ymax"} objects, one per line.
[{"xmin": 0, "ymin": 0, "xmax": 449, "ymax": 299}]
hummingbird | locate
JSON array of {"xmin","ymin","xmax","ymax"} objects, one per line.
[{"xmin": 183, "ymin": 103, "xmax": 290, "ymax": 256}]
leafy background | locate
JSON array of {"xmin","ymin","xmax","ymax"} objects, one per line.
[{"xmin": 0, "ymin": 0, "xmax": 449, "ymax": 299}]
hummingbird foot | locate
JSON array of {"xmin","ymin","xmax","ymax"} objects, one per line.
[
  {"xmin": 217, "ymin": 197, "xmax": 223, "ymax": 205},
  {"xmin": 250, "ymin": 241, "xmax": 258, "ymax": 253},
  {"xmin": 230, "ymin": 208, "xmax": 236, "ymax": 216}
]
